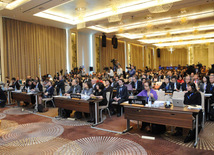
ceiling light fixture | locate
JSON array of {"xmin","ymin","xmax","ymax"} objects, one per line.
[
  {"xmin": 34, "ymin": 12, "xmax": 74, "ymax": 25},
  {"xmin": 118, "ymin": 24, "xmax": 214, "ymax": 39},
  {"xmin": 3, "ymin": 0, "xmax": 31, "ymax": 10},
  {"xmin": 148, "ymin": 0, "xmax": 173, "ymax": 13},
  {"xmin": 138, "ymin": 33, "xmax": 214, "ymax": 44},
  {"xmin": 88, "ymin": 10, "xmax": 214, "ymax": 33},
  {"xmin": 35, "ymin": 0, "xmax": 181, "ymax": 25},
  {"xmin": 154, "ymin": 39, "xmax": 214, "ymax": 47}
]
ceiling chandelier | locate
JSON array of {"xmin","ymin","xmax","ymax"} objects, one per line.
[
  {"xmin": 178, "ymin": 9, "xmax": 189, "ymax": 25},
  {"xmin": 148, "ymin": 0, "xmax": 173, "ymax": 14},
  {"xmin": 75, "ymin": 6, "xmax": 86, "ymax": 29},
  {"xmin": 108, "ymin": 0, "xmax": 122, "ymax": 23},
  {"xmin": 167, "ymin": 46, "xmax": 175, "ymax": 53}
]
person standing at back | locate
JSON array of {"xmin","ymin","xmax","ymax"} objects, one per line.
[{"xmin": 56, "ymin": 75, "xmax": 65, "ymax": 94}]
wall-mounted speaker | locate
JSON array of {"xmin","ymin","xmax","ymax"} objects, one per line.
[
  {"xmin": 89, "ymin": 67, "xmax": 93, "ymax": 71},
  {"xmin": 157, "ymin": 48, "xmax": 160, "ymax": 58},
  {"xmin": 112, "ymin": 35, "xmax": 118, "ymax": 49}
]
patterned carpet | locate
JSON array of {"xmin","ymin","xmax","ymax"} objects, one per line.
[
  {"xmin": 1, "ymin": 122, "xmax": 64, "ymax": 147},
  {"xmin": 162, "ymin": 122, "xmax": 214, "ymax": 151},
  {"xmin": 55, "ymin": 136, "xmax": 147, "ymax": 154},
  {"xmin": 52, "ymin": 118, "xmax": 93, "ymax": 126},
  {"xmin": 0, "ymin": 106, "xmax": 213, "ymax": 155},
  {"xmin": 0, "ymin": 113, "xmax": 6, "ymax": 119},
  {"xmin": 3, "ymin": 107, "xmax": 30, "ymax": 115}
]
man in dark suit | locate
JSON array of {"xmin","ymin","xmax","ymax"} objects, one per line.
[
  {"xmin": 83, "ymin": 75, "xmax": 91, "ymax": 83},
  {"xmin": 9, "ymin": 77, "xmax": 20, "ymax": 90},
  {"xmin": 131, "ymin": 76, "xmax": 143, "ymax": 94},
  {"xmin": 111, "ymin": 76, "xmax": 119, "ymax": 88},
  {"xmin": 171, "ymin": 76, "xmax": 180, "ymax": 91},
  {"xmin": 65, "ymin": 79, "xmax": 81, "ymax": 94},
  {"xmin": 43, "ymin": 81, "xmax": 54, "ymax": 98},
  {"xmin": 110, "ymin": 79, "xmax": 128, "ymax": 117},
  {"xmin": 206, "ymin": 74, "xmax": 214, "ymax": 104},
  {"xmin": 181, "ymin": 76, "xmax": 191, "ymax": 91},
  {"xmin": 56, "ymin": 76, "xmax": 65, "ymax": 94},
  {"xmin": 91, "ymin": 78, "xmax": 97, "ymax": 93},
  {"xmin": 146, "ymin": 72, "xmax": 152, "ymax": 80},
  {"xmin": 159, "ymin": 77, "xmax": 173, "ymax": 92}
]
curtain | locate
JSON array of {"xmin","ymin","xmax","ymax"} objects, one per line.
[
  {"xmin": 194, "ymin": 45, "xmax": 208, "ymax": 67},
  {"xmin": 130, "ymin": 44, "xmax": 143, "ymax": 70},
  {"xmin": 100, "ymin": 38, "xmax": 125, "ymax": 71},
  {"xmin": 3, "ymin": 18, "xmax": 66, "ymax": 79},
  {"xmin": 159, "ymin": 48, "xmax": 188, "ymax": 67}
]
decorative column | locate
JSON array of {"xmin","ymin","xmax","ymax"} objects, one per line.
[
  {"xmin": 188, "ymin": 46, "xmax": 194, "ymax": 65},
  {"xmin": 95, "ymin": 36, "xmax": 100, "ymax": 72},
  {"xmin": 127, "ymin": 43, "xmax": 131, "ymax": 66},
  {"xmin": 70, "ymin": 31, "xmax": 77, "ymax": 70},
  {"xmin": 0, "ymin": 15, "xmax": 5, "ymax": 82},
  {"xmin": 208, "ymin": 44, "xmax": 214, "ymax": 68}
]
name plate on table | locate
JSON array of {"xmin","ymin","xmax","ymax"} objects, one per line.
[
  {"xmin": 204, "ymin": 94, "xmax": 212, "ymax": 97},
  {"xmin": 70, "ymin": 94, "xmax": 81, "ymax": 99},
  {"xmin": 166, "ymin": 90, "xmax": 173, "ymax": 93}
]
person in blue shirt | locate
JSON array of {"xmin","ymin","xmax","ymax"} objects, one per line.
[{"xmin": 128, "ymin": 65, "xmax": 136, "ymax": 77}]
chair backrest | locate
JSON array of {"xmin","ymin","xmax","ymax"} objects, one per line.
[
  {"xmin": 65, "ymin": 86, "xmax": 70, "ymax": 92},
  {"xmin": 156, "ymin": 82, "xmax": 162, "ymax": 86},
  {"xmin": 172, "ymin": 91, "xmax": 185, "ymax": 99},
  {"xmin": 156, "ymin": 90, "xmax": 165, "ymax": 101},
  {"xmin": 106, "ymin": 92, "xmax": 111, "ymax": 107},
  {"xmin": 125, "ymin": 84, "xmax": 133, "ymax": 91},
  {"xmin": 200, "ymin": 92, "xmax": 205, "ymax": 110}
]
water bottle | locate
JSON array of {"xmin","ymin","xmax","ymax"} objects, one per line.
[
  {"xmin": 27, "ymin": 87, "xmax": 30, "ymax": 93},
  {"xmin": 148, "ymin": 95, "xmax": 152, "ymax": 107},
  {"xmin": 130, "ymin": 91, "xmax": 133, "ymax": 97},
  {"xmin": 166, "ymin": 94, "xmax": 170, "ymax": 106},
  {"xmin": 2, "ymin": 84, "xmax": 4, "ymax": 90},
  {"xmin": 59, "ymin": 88, "xmax": 62, "ymax": 96},
  {"xmin": 180, "ymin": 85, "xmax": 182, "ymax": 92},
  {"xmin": 15, "ymin": 85, "xmax": 17, "ymax": 91}
]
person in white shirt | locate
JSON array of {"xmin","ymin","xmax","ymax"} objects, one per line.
[
  {"xmin": 117, "ymin": 65, "xmax": 123, "ymax": 76},
  {"xmin": 108, "ymin": 67, "xmax": 114, "ymax": 78}
]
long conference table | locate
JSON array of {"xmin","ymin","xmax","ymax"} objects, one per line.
[
  {"xmin": 3, "ymin": 87, "xmax": 14, "ymax": 104},
  {"xmin": 11, "ymin": 91, "xmax": 41, "ymax": 111},
  {"xmin": 121, "ymin": 102, "xmax": 200, "ymax": 148},
  {"xmin": 53, "ymin": 96, "xmax": 102, "ymax": 126}
]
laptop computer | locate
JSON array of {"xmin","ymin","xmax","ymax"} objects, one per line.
[{"xmin": 172, "ymin": 98, "xmax": 185, "ymax": 107}]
